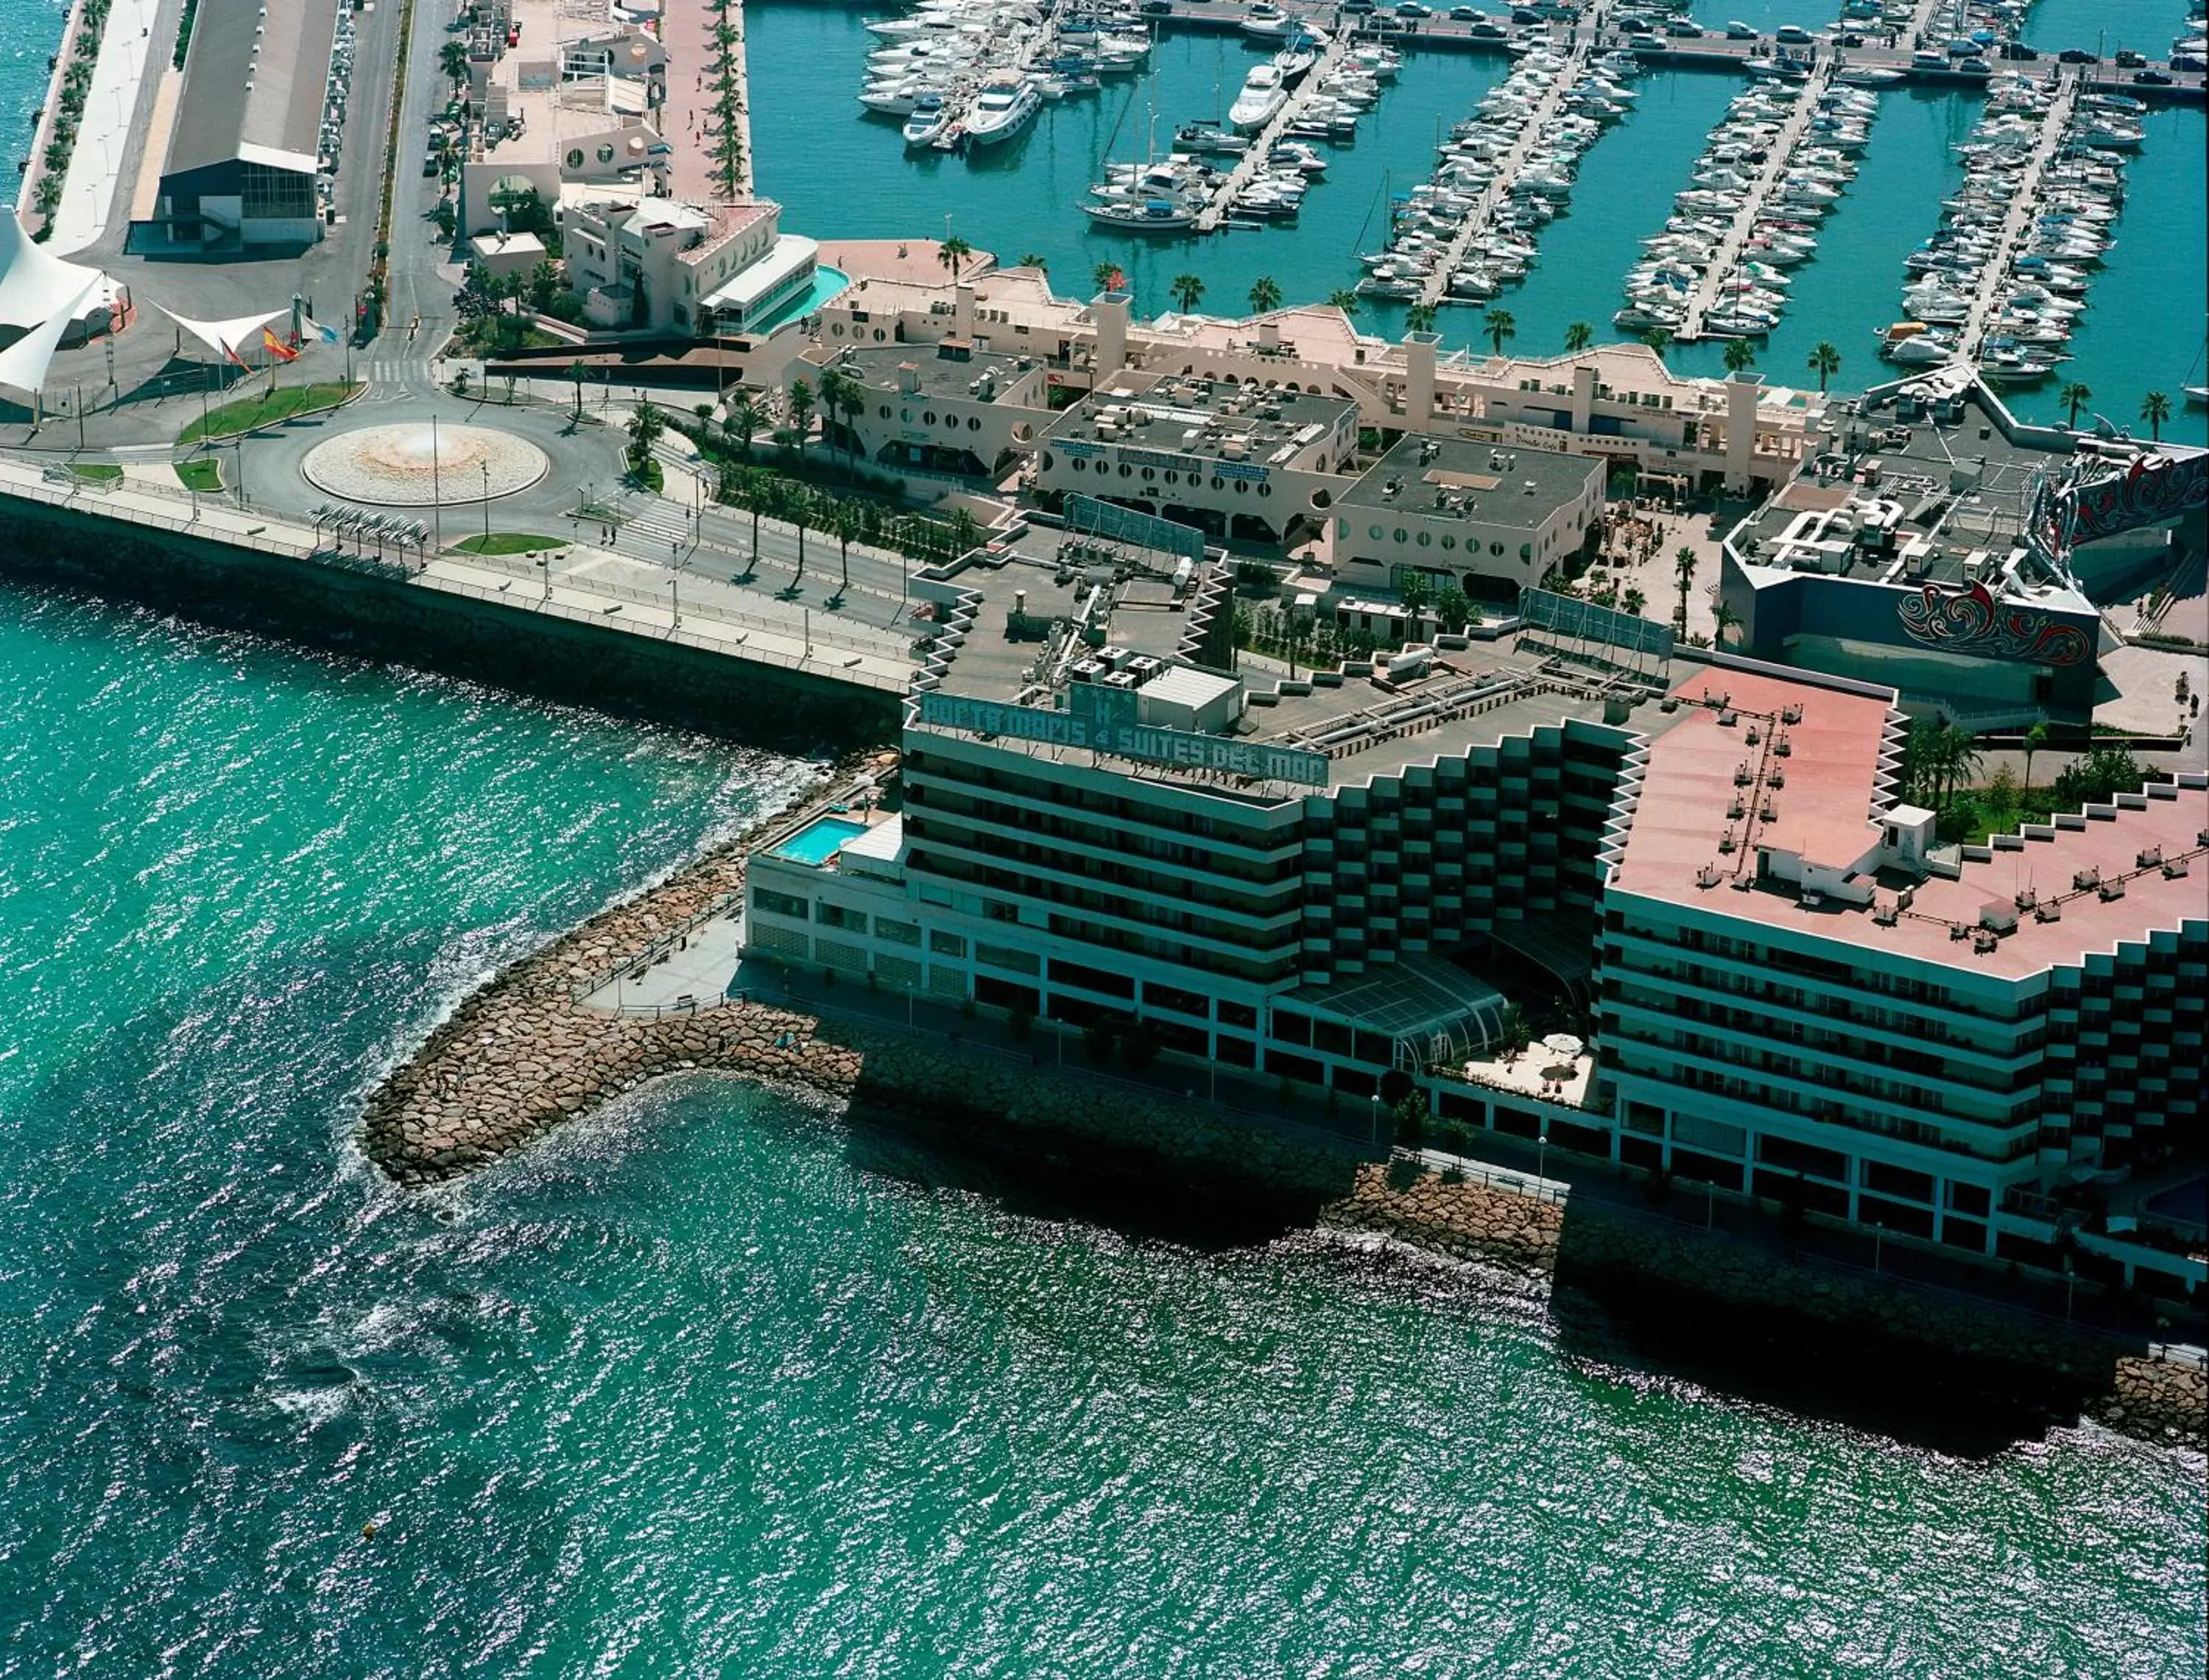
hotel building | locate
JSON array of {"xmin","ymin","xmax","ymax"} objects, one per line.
[{"xmin": 743, "ymin": 552, "xmax": 2206, "ymax": 1296}]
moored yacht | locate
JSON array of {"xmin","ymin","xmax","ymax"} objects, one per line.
[
  {"xmin": 1229, "ymin": 63, "xmax": 1290, "ymax": 132},
  {"xmin": 965, "ymin": 74, "xmax": 1043, "ymax": 147}
]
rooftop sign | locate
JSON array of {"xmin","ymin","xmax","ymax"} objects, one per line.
[{"xmin": 919, "ymin": 683, "xmax": 1328, "ymax": 787}]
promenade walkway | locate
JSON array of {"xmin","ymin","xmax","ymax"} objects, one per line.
[
  {"xmin": 665, "ymin": 0, "xmax": 755, "ymax": 202},
  {"xmin": 1677, "ymin": 57, "xmax": 1838, "ymax": 342},
  {"xmin": 0, "ymin": 452, "xmax": 914, "ymax": 693},
  {"xmin": 44, "ymin": 0, "xmax": 165, "ymax": 255}
]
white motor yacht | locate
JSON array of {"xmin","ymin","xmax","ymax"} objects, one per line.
[
  {"xmin": 965, "ymin": 75, "xmax": 1043, "ymax": 146},
  {"xmin": 1229, "ymin": 63, "xmax": 1290, "ymax": 133}
]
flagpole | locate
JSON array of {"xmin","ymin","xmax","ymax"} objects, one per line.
[{"xmin": 431, "ymin": 414, "xmax": 443, "ymax": 551}]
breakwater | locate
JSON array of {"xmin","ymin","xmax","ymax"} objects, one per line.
[
  {"xmin": 359, "ymin": 811, "xmax": 1367, "ymax": 1210},
  {"xmin": 0, "ymin": 495, "xmax": 900, "ymax": 748}
]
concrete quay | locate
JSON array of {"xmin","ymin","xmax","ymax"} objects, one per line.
[
  {"xmin": 1956, "ymin": 69, "xmax": 2082, "ymax": 363},
  {"xmin": 1194, "ymin": 31, "xmax": 1353, "ymax": 235}
]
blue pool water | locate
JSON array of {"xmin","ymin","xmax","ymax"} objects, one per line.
[
  {"xmin": 753, "ymin": 264, "xmax": 853, "ymax": 336},
  {"xmin": 771, "ymin": 813, "xmax": 868, "ymax": 865}
]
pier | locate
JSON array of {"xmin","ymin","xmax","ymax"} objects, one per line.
[
  {"xmin": 1194, "ymin": 32, "xmax": 1353, "ymax": 233},
  {"xmin": 1675, "ymin": 57, "xmax": 1839, "ymax": 342},
  {"xmin": 1414, "ymin": 31, "xmax": 1592, "ymax": 308},
  {"xmin": 1957, "ymin": 68, "xmax": 2083, "ymax": 361}
]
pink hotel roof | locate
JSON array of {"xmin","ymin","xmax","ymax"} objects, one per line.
[{"xmin": 1613, "ymin": 667, "xmax": 2209, "ymax": 981}]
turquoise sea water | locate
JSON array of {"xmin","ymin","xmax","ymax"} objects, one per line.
[
  {"xmin": 0, "ymin": 584, "xmax": 2203, "ymax": 1673},
  {"xmin": 745, "ymin": 4, "xmax": 2205, "ymax": 426},
  {"xmin": 0, "ymin": 6, "xmax": 2206, "ymax": 1670}
]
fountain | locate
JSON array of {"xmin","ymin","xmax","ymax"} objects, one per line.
[{"xmin": 300, "ymin": 423, "xmax": 552, "ymax": 506}]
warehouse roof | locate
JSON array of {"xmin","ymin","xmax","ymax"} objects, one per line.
[{"xmin": 163, "ymin": 0, "xmax": 342, "ymax": 179}]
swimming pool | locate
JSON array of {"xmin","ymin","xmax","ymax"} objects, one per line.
[
  {"xmin": 770, "ymin": 814, "xmax": 867, "ymax": 867},
  {"xmin": 752, "ymin": 266, "xmax": 851, "ymax": 336}
]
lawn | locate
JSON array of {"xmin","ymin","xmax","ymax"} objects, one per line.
[
  {"xmin": 178, "ymin": 382, "xmax": 362, "ymax": 445},
  {"xmin": 174, "ymin": 459, "xmax": 224, "ymax": 493},
  {"xmin": 66, "ymin": 462, "xmax": 121, "ymax": 482},
  {"xmin": 451, "ymin": 533, "xmax": 570, "ymax": 557}
]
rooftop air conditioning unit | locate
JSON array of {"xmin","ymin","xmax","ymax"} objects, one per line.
[
  {"xmin": 2073, "ymin": 867, "xmax": 2100, "ymax": 889},
  {"xmin": 2136, "ymin": 847, "xmax": 2163, "ymax": 869},
  {"xmin": 2163, "ymin": 859, "xmax": 2191, "ymax": 880},
  {"xmin": 2034, "ymin": 901, "xmax": 2062, "ymax": 922},
  {"xmin": 2099, "ymin": 880, "xmax": 2127, "ymax": 901},
  {"xmin": 1872, "ymin": 901, "xmax": 1898, "ymax": 925}
]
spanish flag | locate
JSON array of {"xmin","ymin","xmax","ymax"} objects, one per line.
[{"xmin": 261, "ymin": 327, "xmax": 300, "ymax": 364}]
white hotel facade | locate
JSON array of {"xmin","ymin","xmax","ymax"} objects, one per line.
[{"xmin": 743, "ymin": 558, "xmax": 2208, "ymax": 1299}]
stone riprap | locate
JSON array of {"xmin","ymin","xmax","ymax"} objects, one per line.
[{"xmin": 1322, "ymin": 1162, "xmax": 1564, "ymax": 1274}]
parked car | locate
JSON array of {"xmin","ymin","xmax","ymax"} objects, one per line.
[
  {"xmin": 1663, "ymin": 18, "xmax": 1701, "ymax": 38},
  {"xmin": 2057, "ymin": 48, "xmax": 2099, "ymax": 63},
  {"xmin": 1341, "ymin": 0, "xmax": 1377, "ymax": 13},
  {"xmin": 1998, "ymin": 42, "xmax": 2039, "ymax": 60},
  {"xmin": 2132, "ymin": 67, "xmax": 2174, "ymax": 84},
  {"xmin": 1775, "ymin": 24, "xmax": 1813, "ymax": 44},
  {"xmin": 1139, "ymin": 1, "xmax": 1172, "ymax": 13},
  {"xmin": 1839, "ymin": 33, "xmax": 1864, "ymax": 48},
  {"xmin": 1397, "ymin": 1, "xmax": 1434, "ymax": 15},
  {"xmin": 2113, "ymin": 49, "xmax": 2147, "ymax": 67},
  {"xmin": 1448, "ymin": 4, "xmax": 1483, "ymax": 17}
]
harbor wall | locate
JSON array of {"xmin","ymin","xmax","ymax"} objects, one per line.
[{"xmin": 0, "ymin": 495, "xmax": 901, "ymax": 749}]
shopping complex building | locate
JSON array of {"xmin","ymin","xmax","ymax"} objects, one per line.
[
  {"xmin": 743, "ymin": 547, "xmax": 2208, "ymax": 1297},
  {"xmin": 152, "ymin": 0, "xmax": 345, "ymax": 249},
  {"xmin": 814, "ymin": 270, "xmax": 1819, "ymax": 498},
  {"xmin": 1718, "ymin": 364, "xmax": 2209, "ymax": 724}
]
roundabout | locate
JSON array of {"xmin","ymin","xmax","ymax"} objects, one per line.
[{"xmin": 300, "ymin": 423, "xmax": 551, "ymax": 506}]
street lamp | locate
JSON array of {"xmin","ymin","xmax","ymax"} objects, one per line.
[
  {"xmin": 1536, "ymin": 1122, "xmax": 1550, "ymax": 1190},
  {"xmin": 1369, "ymin": 1091, "xmax": 1379, "ymax": 1149},
  {"xmin": 481, "ymin": 462, "xmax": 491, "ymax": 542}
]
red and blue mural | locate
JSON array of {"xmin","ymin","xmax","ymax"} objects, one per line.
[{"xmin": 1895, "ymin": 579, "xmax": 2094, "ymax": 667}]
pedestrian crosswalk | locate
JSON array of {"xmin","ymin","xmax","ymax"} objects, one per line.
[
  {"xmin": 616, "ymin": 499, "xmax": 694, "ymax": 558},
  {"xmin": 362, "ymin": 359, "xmax": 431, "ymax": 395}
]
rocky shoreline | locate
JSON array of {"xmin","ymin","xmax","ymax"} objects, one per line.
[{"xmin": 360, "ymin": 831, "xmax": 2204, "ymax": 1454}]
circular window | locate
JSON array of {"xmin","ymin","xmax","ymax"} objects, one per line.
[
  {"xmin": 596, "ymin": 143, "xmax": 616, "ymax": 164},
  {"xmin": 1415, "ymin": 530, "xmax": 1431, "ymax": 547},
  {"xmin": 1164, "ymin": 470, "xmax": 1178, "ymax": 485},
  {"xmin": 1041, "ymin": 451, "xmax": 1054, "ymax": 470},
  {"xmin": 922, "ymin": 410, "xmax": 936, "ymax": 426},
  {"xmin": 1118, "ymin": 463, "xmax": 1132, "ymax": 479},
  {"xmin": 1394, "ymin": 529, "xmax": 1408, "ymax": 544},
  {"xmin": 900, "ymin": 409, "xmax": 911, "ymax": 423},
  {"xmin": 1490, "ymin": 542, "xmax": 1505, "ymax": 557},
  {"xmin": 967, "ymin": 416, "xmax": 981, "ymax": 431},
  {"xmin": 873, "ymin": 329, "xmax": 887, "ymax": 342},
  {"xmin": 1440, "ymin": 534, "xmax": 1456, "ymax": 551},
  {"xmin": 1211, "ymin": 476, "xmax": 1224, "ymax": 490},
  {"xmin": 566, "ymin": 149, "xmax": 585, "ymax": 169},
  {"xmin": 878, "ymin": 404, "xmax": 891, "ymax": 418},
  {"xmin": 1368, "ymin": 524, "xmax": 1385, "ymax": 541},
  {"xmin": 831, "ymin": 323, "xmax": 845, "ymax": 338},
  {"xmin": 1235, "ymin": 480, "xmax": 1247, "ymax": 495},
  {"xmin": 1141, "ymin": 467, "xmax": 1155, "ymax": 481}
]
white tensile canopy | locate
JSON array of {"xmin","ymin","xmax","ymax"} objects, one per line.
[
  {"xmin": 0, "ymin": 275, "xmax": 105, "ymax": 398},
  {"xmin": 155, "ymin": 302, "xmax": 289, "ymax": 368},
  {"xmin": 0, "ymin": 209, "xmax": 122, "ymax": 397}
]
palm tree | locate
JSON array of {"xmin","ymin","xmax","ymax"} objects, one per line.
[
  {"xmin": 1807, "ymin": 341, "xmax": 1841, "ymax": 394},
  {"xmin": 1016, "ymin": 252, "xmax": 1049, "ymax": 274},
  {"xmin": 1674, "ymin": 544, "xmax": 1697, "ymax": 623},
  {"xmin": 1711, "ymin": 599, "xmax": 1740, "ymax": 646},
  {"xmin": 1092, "ymin": 260, "xmax": 1125, "ymax": 294},
  {"xmin": 2059, "ymin": 381, "xmax": 2092, "ymax": 428},
  {"xmin": 1248, "ymin": 275, "xmax": 1283, "ymax": 315},
  {"xmin": 1326, "ymin": 289, "xmax": 1361, "ymax": 316},
  {"xmin": 831, "ymin": 498, "xmax": 866, "ymax": 596},
  {"xmin": 948, "ymin": 506, "xmax": 984, "ymax": 562},
  {"xmin": 1641, "ymin": 325, "xmax": 1673, "ymax": 359},
  {"xmin": 787, "ymin": 376, "xmax": 816, "ymax": 451},
  {"xmin": 1722, "ymin": 337, "xmax": 1757, "ymax": 376},
  {"xmin": 816, "ymin": 366, "xmax": 863, "ymax": 465},
  {"xmin": 1940, "ymin": 724, "xmax": 1984, "ymax": 808},
  {"xmin": 567, "ymin": 359, "xmax": 588, "ymax": 420},
  {"xmin": 783, "ymin": 483, "xmax": 813, "ymax": 582},
  {"xmin": 722, "ymin": 395, "xmax": 764, "ymax": 462},
  {"xmin": 624, "ymin": 399, "xmax": 664, "ymax": 473},
  {"xmin": 440, "ymin": 40, "xmax": 471, "ymax": 88},
  {"xmin": 2022, "ymin": 719, "xmax": 2049, "ymax": 797},
  {"xmin": 1169, "ymin": 272, "xmax": 1205, "ymax": 314},
  {"xmin": 1405, "ymin": 302, "xmax": 1438, "ymax": 335},
  {"xmin": 1564, "ymin": 321, "xmax": 1593, "ymax": 356},
  {"xmin": 1483, "ymin": 307, "xmax": 1515, "ymax": 357},
  {"xmin": 938, "ymin": 236, "xmax": 975, "ymax": 283},
  {"xmin": 2141, "ymin": 391, "xmax": 2170, "ymax": 442}
]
